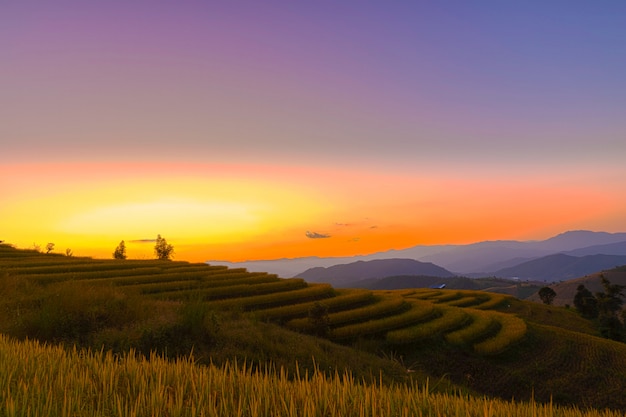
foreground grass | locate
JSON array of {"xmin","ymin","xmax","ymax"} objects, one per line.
[{"xmin": 0, "ymin": 335, "xmax": 623, "ymax": 417}]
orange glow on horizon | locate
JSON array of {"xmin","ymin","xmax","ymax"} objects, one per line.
[{"xmin": 1, "ymin": 161, "xmax": 625, "ymax": 263}]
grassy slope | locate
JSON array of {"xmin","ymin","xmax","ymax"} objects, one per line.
[
  {"xmin": 397, "ymin": 321, "xmax": 626, "ymax": 410},
  {"xmin": 526, "ymin": 269, "xmax": 626, "ymax": 306},
  {"xmin": 5, "ymin": 336, "xmax": 626, "ymax": 417},
  {"xmin": 2, "ymin": 244, "xmax": 626, "ymax": 410}
]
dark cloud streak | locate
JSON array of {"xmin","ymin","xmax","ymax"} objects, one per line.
[{"xmin": 306, "ymin": 231, "xmax": 331, "ymax": 239}]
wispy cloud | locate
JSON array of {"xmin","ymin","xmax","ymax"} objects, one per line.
[
  {"xmin": 128, "ymin": 239, "xmax": 157, "ymax": 243},
  {"xmin": 306, "ymin": 231, "xmax": 331, "ymax": 239}
]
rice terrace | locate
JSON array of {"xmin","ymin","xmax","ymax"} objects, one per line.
[{"xmin": 1, "ymin": 243, "xmax": 626, "ymax": 416}]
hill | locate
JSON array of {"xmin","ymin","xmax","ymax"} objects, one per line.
[
  {"xmin": 361, "ymin": 275, "xmax": 543, "ymax": 298},
  {"xmin": 296, "ymin": 258, "xmax": 454, "ymax": 287},
  {"xmin": 565, "ymin": 240, "xmax": 626, "ymax": 257},
  {"xmin": 526, "ymin": 266, "xmax": 626, "ymax": 306},
  {"xmin": 2, "ymin": 243, "xmax": 626, "ymax": 410},
  {"xmin": 209, "ymin": 230, "xmax": 626, "ymax": 277},
  {"xmin": 493, "ymin": 253, "xmax": 626, "ymax": 282}
]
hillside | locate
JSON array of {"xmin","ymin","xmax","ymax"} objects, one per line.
[
  {"xmin": 296, "ymin": 258, "xmax": 454, "ymax": 287},
  {"xmin": 362, "ymin": 275, "xmax": 543, "ymax": 299},
  {"xmin": 566, "ymin": 240, "xmax": 626, "ymax": 257},
  {"xmin": 493, "ymin": 253, "xmax": 626, "ymax": 282},
  {"xmin": 2, "ymin": 243, "xmax": 626, "ymax": 410},
  {"xmin": 526, "ymin": 266, "xmax": 626, "ymax": 306}
]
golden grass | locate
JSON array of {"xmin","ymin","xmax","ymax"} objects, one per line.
[
  {"xmin": 286, "ymin": 296, "xmax": 406, "ymax": 331},
  {"xmin": 330, "ymin": 301, "xmax": 436, "ymax": 341},
  {"xmin": 0, "ymin": 335, "xmax": 622, "ymax": 417},
  {"xmin": 386, "ymin": 306, "xmax": 471, "ymax": 344},
  {"xmin": 255, "ymin": 289, "xmax": 372, "ymax": 321},
  {"xmin": 444, "ymin": 309, "xmax": 499, "ymax": 346},
  {"xmin": 473, "ymin": 312, "xmax": 528, "ymax": 355}
]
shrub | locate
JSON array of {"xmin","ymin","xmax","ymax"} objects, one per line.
[{"xmin": 307, "ymin": 302, "xmax": 331, "ymax": 337}]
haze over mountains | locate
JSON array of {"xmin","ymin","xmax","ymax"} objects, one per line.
[
  {"xmin": 208, "ymin": 231, "xmax": 626, "ymax": 284},
  {"xmin": 297, "ymin": 258, "xmax": 454, "ymax": 287}
]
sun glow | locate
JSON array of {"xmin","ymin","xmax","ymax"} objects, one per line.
[
  {"xmin": 58, "ymin": 198, "xmax": 262, "ymax": 240},
  {"xmin": 2, "ymin": 161, "xmax": 625, "ymax": 262},
  {"xmin": 0, "ymin": 163, "xmax": 335, "ymax": 260}
]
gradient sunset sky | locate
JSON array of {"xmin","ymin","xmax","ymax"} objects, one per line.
[{"xmin": 2, "ymin": 2, "xmax": 625, "ymax": 262}]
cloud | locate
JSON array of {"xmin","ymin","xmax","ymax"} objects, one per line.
[
  {"xmin": 128, "ymin": 239, "xmax": 157, "ymax": 243},
  {"xmin": 306, "ymin": 231, "xmax": 331, "ymax": 239}
]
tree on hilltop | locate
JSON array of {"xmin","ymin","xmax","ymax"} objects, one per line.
[
  {"xmin": 154, "ymin": 235, "xmax": 174, "ymax": 260},
  {"xmin": 538, "ymin": 286, "xmax": 557, "ymax": 305},
  {"xmin": 113, "ymin": 240, "xmax": 127, "ymax": 260}
]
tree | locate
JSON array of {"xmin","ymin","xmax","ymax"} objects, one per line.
[
  {"xmin": 573, "ymin": 284, "xmax": 598, "ymax": 319},
  {"xmin": 538, "ymin": 286, "xmax": 557, "ymax": 305},
  {"xmin": 154, "ymin": 235, "xmax": 174, "ymax": 260},
  {"xmin": 45, "ymin": 242, "xmax": 55, "ymax": 254},
  {"xmin": 113, "ymin": 240, "xmax": 127, "ymax": 260},
  {"xmin": 65, "ymin": 248, "xmax": 73, "ymax": 257},
  {"xmin": 595, "ymin": 275, "xmax": 625, "ymax": 341},
  {"xmin": 307, "ymin": 302, "xmax": 330, "ymax": 337}
]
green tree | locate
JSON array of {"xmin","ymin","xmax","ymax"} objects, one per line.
[
  {"xmin": 595, "ymin": 275, "xmax": 625, "ymax": 341},
  {"xmin": 538, "ymin": 286, "xmax": 557, "ymax": 305},
  {"xmin": 573, "ymin": 284, "xmax": 598, "ymax": 318},
  {"xmin": 154, "ymin": 235, "xmax": 174, "ymax": 260},
  {"xmin": 113, "ymin": 240, "xmax": 127, "ymax": 260}
]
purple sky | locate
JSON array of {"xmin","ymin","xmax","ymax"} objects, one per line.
[
  {"xmin": 2, "ymin": 2, "xmax": 626, "ymax": 261},
  {"xmin": 3, "ymin": 1, "xmax": 624, "ymax": 168}
]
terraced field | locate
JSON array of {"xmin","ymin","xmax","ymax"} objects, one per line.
[{"xmin": 0, "ymin": 244, "xmax": 527, "ymax": 355}]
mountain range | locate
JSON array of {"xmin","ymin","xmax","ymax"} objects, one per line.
[
  {"xmin": 208, "ymin": 230, "xmax": 626, "ymax": 284},
  {"xmin": 296, "ymin": 258, "xmax": 454, "ymax": 287}
]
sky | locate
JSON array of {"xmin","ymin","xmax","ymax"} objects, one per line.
[{"xmin": 2, "ymin": 1, "xmax": 625, "ymax": 262}]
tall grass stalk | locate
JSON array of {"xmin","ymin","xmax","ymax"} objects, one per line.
[{"xmin": 0, "ymin": 335, "xmax": 621, "ymax": 417}]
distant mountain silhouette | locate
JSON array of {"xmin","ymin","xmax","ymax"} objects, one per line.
[
  {"xmin": 565, "ymin": 241, "xmax": 626, "ymax": 257},
  {"xmin": 419, "ymin": 243, "xmax": 546, "ymax": 273},
  {"xmin": 207, "ymin": 230, "xmax": 626, "ymax": 278},
  {"xmin": 534, "ymin": 231, "xmax": 626, "ymax": 252},
  {"xmin": 296, "ymin": 258, "xmax": 454, "ymax": 287},
  {"xmin": 417, "ymin": 231, "xmax": 626, "ymax": 273},
  {"xmin": 493, "ymin": 254, "xmax": 626, "ymax": 282}
]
